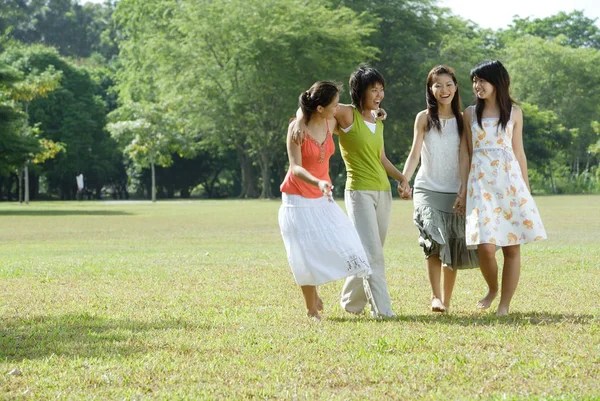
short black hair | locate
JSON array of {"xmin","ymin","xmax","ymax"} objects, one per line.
[{"xmin": 349, "ymin": 65, "xmax": 385, "ymax": 112}]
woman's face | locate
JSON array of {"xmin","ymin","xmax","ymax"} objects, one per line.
[
  {"xmin": 362, "ymin": 82, "xmax": 384, "ymax": 111},
  {"xmin": 430, "ymin": 74, "xmax": 457, "ymax": 106},
  {"xmin": 320, "ymin": 93, "xmax": 339, "ymax": 120},
  {"xmin": 472, "ymin": 76, "xmax": 495, "ymax": 100}
]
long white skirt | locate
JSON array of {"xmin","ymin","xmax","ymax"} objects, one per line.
[{"xmin": 278, "ymin": 193, "xmax": 372, "ymax": 286}]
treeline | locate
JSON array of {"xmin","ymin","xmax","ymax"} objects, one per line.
[{"xmin": 1, "ymin": 0, "xmax": 599, "ymax": 201}]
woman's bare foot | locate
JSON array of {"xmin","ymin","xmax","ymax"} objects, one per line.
[
  {"xmin": 477, "ymin": 291, "xmax": 497, "ymax": 310},
  {"xmin": 496, "ymin": 305, "xmax": 509, "ymax": 316},
  {"xmin": 431, "ymin": 297, "xmax": 446, "ymax": 313},
  {"xmin": 315, "ymin": 293, "xmax": 324, "ymax": 312},
  {"xmin": 307, "ymin": 310, "xmax": 321, "ymax": 321}
]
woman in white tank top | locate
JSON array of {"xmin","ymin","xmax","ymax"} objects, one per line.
[{"xmin": 402, "ymin": 65, "xmax": 479, "ymax": 313}]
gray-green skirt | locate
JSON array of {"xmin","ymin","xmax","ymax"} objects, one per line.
[{"xmin": 413, "ymin": 187, "xmax": 479, "ymax": 270}]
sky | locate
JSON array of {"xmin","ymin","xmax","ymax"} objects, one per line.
[
  {"xmin": 79, "ymin": 0, "xmax": 600, "ymax": 31},
  {"xmin": 439, "ymin": 0, "xmax": 600, "ymax": 30}
]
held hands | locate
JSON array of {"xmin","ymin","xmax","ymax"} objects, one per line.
[
  {"xmin": 372, "ymin": 108, "xmax": 387, "ymax": 121},
  {"xmin": 453, "ymin": 185, "xmax": 466, "ymax": 216},
  {"xmin": 397, "ymin": 179, "xmax": 412, "ymax": 200},
  {"xmin": 318, "ymin": 180, "xmax": 334, "ymax": 202}
]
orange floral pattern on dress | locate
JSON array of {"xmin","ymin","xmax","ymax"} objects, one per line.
[{"xmin": 465, "ymin": 107, "xmax": 547, "ymax": 248}]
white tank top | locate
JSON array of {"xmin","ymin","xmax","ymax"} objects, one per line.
[{"xmin": 413, "ymin": 117, "xmax": 461, "ymax": 193}]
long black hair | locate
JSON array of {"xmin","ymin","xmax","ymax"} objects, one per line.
[
  {"xmin": 425, "ymin": 65, "xmax": 464, "ymax": 135},
  {"xmin": 470, "ymin": 60, "xmax": 516, "ymax": 130}
]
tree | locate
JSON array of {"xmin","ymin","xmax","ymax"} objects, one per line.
[
  {"xmin": 3, "ymin": 0, "xmax": 118, "ymax": 59},
  {"xmin": 0, "ymin": 61, "xmax": 40, "ymax": 186},
  {"xmin": 503, "ymin": 36, "xmax": 600, "ymax": 180},
  {"xmin": 114, "ymin": 0, "xmax": 377, "ymax": 198},
  {"xmin": 107, "ymin": 102, "xmax": 193, "ymax": 202},
  {"xmin": 520, "ymin": 103, "xmax": 572, "ymax": 193},
  {"xmin": 1, "ymin": 44, "xmax": 120, "ymax": 200},
  {"xmin": 503, "ymin": 11, "xmax": 600, "ymax": 49},
  {"xmin": 10, "ymin": 66, "xmax": 63, "ymax": 203}
]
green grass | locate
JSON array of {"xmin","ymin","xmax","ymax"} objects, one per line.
[{"xmin": 0, "ymin": 196, "xmax": 599, "ymax": 400}]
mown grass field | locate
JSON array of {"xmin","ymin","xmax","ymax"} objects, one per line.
[{"xmin": 0, "ymin": 196, "xmax": 599, "ymax": 400}]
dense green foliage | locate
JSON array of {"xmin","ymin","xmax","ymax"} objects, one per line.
[{"xmin": 0, "ymin": 0, "xmax": 599, "ymax": 199}]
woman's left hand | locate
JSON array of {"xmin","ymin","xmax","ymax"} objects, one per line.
[{"xmin": 453, "ymin": 186, "xmax": 466, "ymax": 215}]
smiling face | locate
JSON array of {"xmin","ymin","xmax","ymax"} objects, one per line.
[
  {"xmin": 430, "ymin": 73, "xmax": 457, "ymax": 106},
  {"xmin": 472, "ymin": 76, "xmax": 495, "ymax": 100},
  {"xmin": 362, "ymin": 82, "xmax": 384, "ymax": 111}
]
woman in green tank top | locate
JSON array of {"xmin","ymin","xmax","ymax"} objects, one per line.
[
  {"xmin": 297, "ymin": 66, "xmax": 410, "ymax": 317},
  {"xmin": 335, "ymin": 66, "xmax": 410, "ymax": 318}
]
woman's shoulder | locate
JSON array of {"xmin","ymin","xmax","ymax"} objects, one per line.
[
  {"xmin": 463, "ymin": 105, "xmax": 475, "ymax": 118},
  {"xmin": 416, "ymin": 109, "xmax": 428, "ymax": 124},
  {"xmin": 463, "ymin": 104, "xmax": 475, "ymax": 113}
]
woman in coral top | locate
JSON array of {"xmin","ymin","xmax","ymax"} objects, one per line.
[{"xmin": 279, "ymin": 81, "xmax": 372, "ymax": 320}]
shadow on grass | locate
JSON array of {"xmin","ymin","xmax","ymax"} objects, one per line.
[
  {"xmin": 328, "ymin": 311, "xmax": 597, "ymax": 326},
  {"xmin": 0, "ymin": 313, "xmax": 207, "ymax": 362},
  {"xmin": 0, "ymin": 210, "xmax": 131, "ymax": 216}
]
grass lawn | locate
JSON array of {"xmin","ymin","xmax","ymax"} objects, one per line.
[{"xmin": 0, "ymin": 195, "xmax": 598, "ymax": 400}]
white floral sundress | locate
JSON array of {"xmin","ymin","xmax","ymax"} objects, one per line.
[{"xmin": 466, "ymin": 106, "xmax": 547, "ymax": 248}]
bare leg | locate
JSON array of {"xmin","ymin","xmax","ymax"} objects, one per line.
[
  {"xmin": 442, "ymin": 266, "xmax": 457, "ymax": 310},
  {"xmin": 427, "ymin": 256, "xmax": 445, "ymax": 312},
  {"xmin": 315, "ymin": 287, "xmax": 324, "ymax": 312},
  {"xmin": 301, "ymin": 286, "xmax": 320, "ymax": 320},
  {"xmin": 497, "ymin": 245, "xmax": 521, "ymax": 316},
  {"xmin": 477, "ymin": 244, "xmax": 498, "ymax": 310}
]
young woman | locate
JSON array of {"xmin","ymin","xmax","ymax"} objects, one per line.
[
  {"xmin": 402, "ymin": 65, "xmax": 479, "ymax": 312},
  {"xmin": 279, "ymin": 81, "xmax": 372, "ymax": 320},
  {"xmin": 460, "ymin": 60, "xmax": 547, "ymax": 316},
  {"xmin": 336, "ymin": 66, "xmax": 410, "ymax": 318}
]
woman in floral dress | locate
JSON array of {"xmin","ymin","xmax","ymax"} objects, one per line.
[{"xmin": 459, "ymin": 60, "xmax": 547, "ymax": 316}]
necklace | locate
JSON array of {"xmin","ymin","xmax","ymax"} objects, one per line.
[{"xmin": 305, "ymin": 120, "xmax": 331, "ymax": 163}]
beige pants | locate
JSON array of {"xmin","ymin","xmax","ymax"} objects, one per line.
[{"xmin": 340, "ymin": 190, "xmax": 394, "ymax": 316}]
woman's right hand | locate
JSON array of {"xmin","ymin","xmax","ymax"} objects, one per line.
[
  {"xmin": 318, "ymin": 180, "xmax": 334, "ymax": 202},
  {"xmin": 397, "ymin": 179, "xmax": 412, "ymax": 200}
]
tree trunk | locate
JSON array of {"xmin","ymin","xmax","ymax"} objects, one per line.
[
  {"xmin": 18, "ymin": 167, "xmax": 23, "ymax": 203},
  {"xmin": 258, "ymin": 151, "xmax": 273, "ymax": 199},
  {"xmin": 549, "ymin": 164, "xmax": 557, "ymax": 194},
  {"xmin": 24, "ymin": 163, "xmax": 30, "ymax": 204},
  {"xmin": 238, "ymin": 147, "xmax": 259, "ymax": 198},
  {"xmin": 151, "ymin": 161, "xmax": 156, "ymax": 202}
]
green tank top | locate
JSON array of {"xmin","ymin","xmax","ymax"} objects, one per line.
[{"xmin": 339, "ymin": 108, "xmax": 391, "ymax": 191}]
